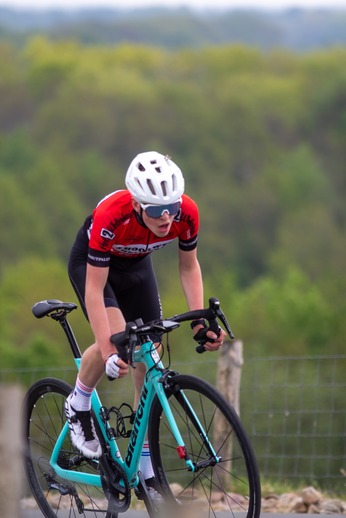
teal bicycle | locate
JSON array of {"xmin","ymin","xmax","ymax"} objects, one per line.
[{"xmin": 23, "ymin": 297, "xmax": 261, "ymax": 518}]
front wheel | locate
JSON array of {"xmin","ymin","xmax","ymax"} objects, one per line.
[
  {"xmin": 22, "ymin": 377, "xmax": 118, "ymax": 518},
  {"xmin": 149, "ymin": 374, "xmax": 261, "ymax": 518}
]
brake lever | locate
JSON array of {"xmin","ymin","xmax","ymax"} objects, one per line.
[
  {"xmin": 195, "ymin": 298, "xmax": 234, "ymax": 354},
  {"xmin": 215, "ymin": 308, "xmax": 234, "ymax": 339},
  {"xmin": 209, "ymin": 297, "xmax": 234, "ymax": 339}
]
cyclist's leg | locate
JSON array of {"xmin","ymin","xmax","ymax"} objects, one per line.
[
  {"xmin": 68, "ymin": 242, "xmax": 127, "ymax": 457},
  {"xmin": 68, "ymin": 233, "xmax": 126, "ymax": 389}
]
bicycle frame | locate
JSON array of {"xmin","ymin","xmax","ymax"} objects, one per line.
[{"xmin": 49, "ymin": 338, "xmax": 210, "ymax": 492}]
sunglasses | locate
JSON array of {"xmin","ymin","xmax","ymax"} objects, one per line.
[{"xmin": 140, "ymin": 199, "xmax": 182, "ymax": 219}]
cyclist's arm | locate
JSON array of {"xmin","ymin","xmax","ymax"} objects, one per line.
[
  {"xmin": 178, "ymin": 248, "xmax": 226, "ymax": 351},
  {"xmin": 178, "ymin": 247, "xmax": 204, "ymax": 311},
  {"xmin": 85, "ymin": 263, "xmax": 125, "ymax": 361}
]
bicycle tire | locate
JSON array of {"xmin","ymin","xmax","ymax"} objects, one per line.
[
  {"xmin": 149, "ymin": 374, "xmax": 261, "ymax": 518},
  {"xmin": 22, "ymin": 377, "xmax": 118, "ymax": 518}
]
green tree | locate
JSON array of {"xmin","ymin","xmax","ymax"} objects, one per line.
[
  {"xmin": 0, "ymin": 257, "xmax": 93, "ymax": 368},
  {"xmin": 0, "ymin": 174, "xmax": 55, "ymax": 272},
  {"xmin": 226, "ymin": 268, "xmax": 336, "ymax": 357}
]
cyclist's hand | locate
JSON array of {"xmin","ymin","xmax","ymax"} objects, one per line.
[
  {"xmin": 204, "ymin": 328, "xmax": 227, "ymax": 352},
  {"xmin": 104, "ymin": 353, "xmax": 129, "ymax": 379},
  {"xmin": 193, "ymin": 325, "xmax": 226, "ymax": 352}
]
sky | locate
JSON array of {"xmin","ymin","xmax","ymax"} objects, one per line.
[{"xmin": 1, "ymin": 0, "xmax": 346, "ymax": 10}]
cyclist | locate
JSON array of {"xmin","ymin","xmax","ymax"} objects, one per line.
[{"xmin": 65, "ymin": 151, "xmax": 226, "ymax": 496}]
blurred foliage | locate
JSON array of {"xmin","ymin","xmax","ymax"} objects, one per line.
[
  {"xmin": 2, "ymin": 7, "xmax": 346, "ymax": 51},
  {"xmin": 0, "ymin": 39, "xmax": 345, "ymax": 368}
]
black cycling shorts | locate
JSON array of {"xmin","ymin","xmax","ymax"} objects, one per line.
[{"xmin": 68, "ymin": 227, "xmax": 163, "ymax": 329}]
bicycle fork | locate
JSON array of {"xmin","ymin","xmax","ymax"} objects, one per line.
[{"xmin": 155, "ymin": 374, "xmax": 221, "ymax": 473}]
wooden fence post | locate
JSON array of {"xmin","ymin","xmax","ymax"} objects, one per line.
[
  {"xmin": 0, "ymin": 385, "xmax": 23, "ymax": 518},
  {"xmin": 215, "ymin": 339, "xmax": 243, "ymax": 415},
  {"xmin": 213, "ymin": 340, "xmax": 244, "ymax": 490}
]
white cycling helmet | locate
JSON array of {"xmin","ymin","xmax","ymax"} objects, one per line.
[{"xmin": 125, "ymin": 151, "xmax": 185, "ymax": 205}]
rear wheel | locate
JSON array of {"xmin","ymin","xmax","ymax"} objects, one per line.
[
  {"xmin": 149, "ymin": 374, "xmax": 261, "ymax": 518},
  {"xmin": 23, "ymin": 377, "xmax": 118, "ymax": 518}
]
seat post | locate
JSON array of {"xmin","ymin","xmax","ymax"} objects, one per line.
[{"xmin": 56, "ymin": 314, "xmax": 82, "ymax": 359}]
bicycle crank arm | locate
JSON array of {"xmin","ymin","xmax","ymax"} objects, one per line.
[
  {"xmin": 134, "ymin": 471, "xmax": 158, "ymax": 516},
  {"xmin": 99, "ymin": 455, "xmax": 131, "ymax": 513},
  {"xmin": 100, "ymin": 455, "xmax": 127, "ymax": 495}
]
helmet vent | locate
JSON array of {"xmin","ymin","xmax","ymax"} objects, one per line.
[
  {"xmin": 161, "ymin": 181, "xmax": 167, "ymax": 197},
  {"xmin": 135, "ymin": 178, "xmax": 143, "ymax": 191},
  {"xmin": 150, "ymin": 159, "xmax": 161, "ymax": 173},
  {"xmin": 147, "ymin": 179, "xmax": 156, "ymax": 195},
  {"xmin": 137, "ymin": 162, "xmax": 146, "ymax": 172},
  {"xmin": 172, "ymin": 174, "xmax": 177, "ymax": 192}
]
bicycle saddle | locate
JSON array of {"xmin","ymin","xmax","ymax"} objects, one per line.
[{"xmin": 32, "ymin": 299, "xmax": 78, "ymax": 319}]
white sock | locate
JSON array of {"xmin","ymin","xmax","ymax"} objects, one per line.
[
  {"xmin": 139, "ymin": 441, "xmax": 155, "ymax": 480},
  {"xmin": 70, "ymin": 376, "xmax": 94, "ymax": 412}
]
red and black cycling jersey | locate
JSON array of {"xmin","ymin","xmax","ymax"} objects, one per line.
[{"xmin": 85, "ymin": 190, "xmax": 199, "ymax": 267}]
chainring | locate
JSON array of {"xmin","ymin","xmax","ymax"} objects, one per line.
[{"xmin": 100, "ymin": 459, "xmax": 131, "ymax": 514}]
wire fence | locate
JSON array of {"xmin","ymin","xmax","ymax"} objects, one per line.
[
  {"xmin": 240, "ymin": 355, "xmax": 346, "ymax": 494},
  {"xmin": 3, "ymin": 354, "xmax": 346, "ymax": 495}
]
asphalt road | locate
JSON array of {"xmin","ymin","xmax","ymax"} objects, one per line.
[
  {"xmin": 21, "ymin": 512, "xmax": 149, "ymax": 518},
  {"xmin": 20, "ymin": 513, "xmax": 346, "ymax": 518}
]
